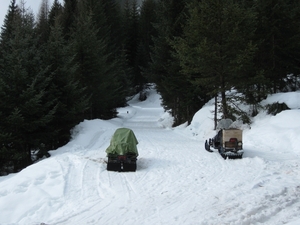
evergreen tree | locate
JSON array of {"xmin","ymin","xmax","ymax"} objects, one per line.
[
  {"xmin": 36, "ymin": 0, "xmax": 51, "ymax": 45},
  {"xmin": 41, "ymin": 20, "xmax": 89, "ymax": 149},
  {"xmin": 122, "ymin": 0, "xmax": 142, "ymax": 92},
  {"xmin": 254, "ymin": 0, "xmax": 300, "ymax": 93},
  {"xmin": 0, "ymin": 0, "xmax": 17, "ymax": 36},
  {"xmin": 85, "ymin": 0, "xmax": 131, "ymax": 107},
  {"xmin": 71, "ymin": 1, "xmax": 128, "ymax": 119},
  {"xmin": 138, "ymin": 0, "xmax": 158, "ymax": 78},
  {"xmin": 61, "ymin": 0, "xmax": 78, "ymax": 39},
  {"xmin": 0, "ymin": 2, "xmax": 56, "ymax": 173},
  {"xmin": 174, "ymin": 0, "xmax": 257, "ymax": 121},
  {"xmin": 285, "ymin": 1, "xmax": 300, "ymax": 91},
  {"xmin": 0, "ymin": 0, "xmax": 19, "ymax": 174},
  {"xmin": 48, "ymin": 0, "xmax": 63, "ymax": 27},
  {"xmin": 100, "ymin": 0, "xmax": 124, "ymax": 49},
  {"xmin": 149, "ymin": 0, "xmax": 202, "ymax": 126},
  {"xmin": 87, "ymin": 0, "xmax": 132, "ymax": 101}
]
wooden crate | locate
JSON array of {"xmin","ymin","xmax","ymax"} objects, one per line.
[{"xmin": 222, "ymin": 129, "xmax": 242, "ymax": 146}]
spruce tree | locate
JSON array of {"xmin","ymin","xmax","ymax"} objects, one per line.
[
  {"xmin": 0, "ymin": 0, "xmax": 17, "ymax": 33},
  {"xmin": 86, "ymin": 0, "xmax": 131, "ymax": 109},
  {"xmin": 100, "ymin": 0, "xmax": 124, "ymax": 49},
  {"xmin": 61, "ymin": 0, "xmax": 78, "ymax": 39},
  {"xmin": 138, "ymin": 0, "xmax": 158, "ymax": 77},
  {"xmin": 254, "ymin": 0, "xmax": 300, "ymax": 93},
  {"xmin": 71, "ymin": 1, "xmax": 128, "ymax": 119},
  {"xmin": 149, "ymin": 0, "xmax": 202, "ymax": 126},
  {"xmin": 174, "ymin": 0, "xmax": 257, "ymax": 121},
  {"xmin": 0, "ymin": 2, "xmax": 56, "ymax": 173},
  {"xmin": 36, "ymin": 0, "xmax": 51, "ymax": 45},
  {"xmin": 48, "ymin": 0, "xmax": 63, "ymax": 27},
  {"xmin": 41, "ymin": 21, "xmax": 89, "ymax": 149},
  {"xmin": 122, "ymin": 0, "xmax": 142, "ymax": 92}
]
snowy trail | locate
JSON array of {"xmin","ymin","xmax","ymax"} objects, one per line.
[
  {"xmin": 51, "ymin": 92, "xmax": 300, "ymax": 225},
  {"xmin": 0, "ymin": 88, "xmax": 300, "ymax": 225}
]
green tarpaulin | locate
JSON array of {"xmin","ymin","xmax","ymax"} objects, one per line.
[{"xmin": 106, "ymin": 128, "xmax": 139, "ymax": 156}]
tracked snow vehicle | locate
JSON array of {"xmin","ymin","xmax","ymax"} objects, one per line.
[
  {"xmin": 106, "ymin": 128, "xmax": 138, "ymax": 172},
  {"xmin": 205, "ymin": 119, "xmax": 243, "ymax": 159}
]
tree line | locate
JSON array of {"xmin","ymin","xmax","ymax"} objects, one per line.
[
  {"xmin": 148, "ymin": 0, "xmax": 300, "ymax": 128},
  {"xmin": 0, "ymin": 0, "xmax": 143, "ymax": 174},
  {"xmin": 1, "ymin": 0, "xmax": 300, "ymax": 174}
]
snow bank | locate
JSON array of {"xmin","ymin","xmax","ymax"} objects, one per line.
[
  {"xmin": 185, "ymin": 91, "xmax": 300, "ymax": 141},
  {"xmin": 179, "ymin": 98, "xmax": 216, "ymax": 139},
  {"xmin": 261, "ymin": 91, "xmax": 300, "ymax": 109}
]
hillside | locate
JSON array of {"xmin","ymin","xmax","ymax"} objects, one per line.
[{"xmin": 0, "ymin": 87, "xmax": 299, "ymax": 225}]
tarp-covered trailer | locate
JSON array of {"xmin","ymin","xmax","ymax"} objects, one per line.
[{"xmin": 106, "ymin": 128, "xmax": 138, "ymax": 172}]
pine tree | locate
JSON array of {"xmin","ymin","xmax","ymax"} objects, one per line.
[
  {"xmin": 0, "ymin": 0, "xmax": 17, "ymax": 34},
  {"xmin": 36, "ymin": 0, "xmax": 51, "ymax": 45},
  {"xmin": 0, "ymin": 2, "xmax": 57, "ymax": 173},
  {"xmin": 41, "ymin": 20, "xmax": 89, "ymax": 149},
  {"xmin": 148, "ymin": 0, "xmax": 202, "ymax": 126},
  {"xmin": 0, "ymin": 0, "xmax": 19, "ymax": 174},
  {"xmin": 138, "ymin": 0, "xmax": 158, "ymax": 76},
  {"xmin": 61, "ymin": 0, "xmax": 78, "ymax": 39},
  {"xmin": 48, "ymin": 0, "xmax": 63, "ymax": 27},
  {"xmin": 285, "ymin": 1, "xmax": 300, "ymax": 91},
  {"xmin": 174, "ymin": 0, "xmax": 257, "ymax": 121},
  {"xmin": 71, "ymin": 1, "xmax": 128, "ymax": 119},
  {"xmin": 86, "ymin": 0, "xmax": 131, "ymax": 109},
  {"xmin": 100, "ymin": 0, "xmax": 124, "ymax": 49},
  {"xmin": 254, "ymin": 0, "xmax": 300, "ymax": 93},
  {"xmin": 122, "ymin": 0, "xmax": 142, "ymax": 92}
]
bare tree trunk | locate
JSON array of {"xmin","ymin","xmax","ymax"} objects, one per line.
[
  {"xmin": 221, "ymin": 90, "xmax": 228, "ymax": 119},
  {"xmin": 220, "ymin": 73, "xmax": 228, "ymax": 119},
  {"xmin": 214, "ymin": 95, "xmax": 217, "ymax": 130}
]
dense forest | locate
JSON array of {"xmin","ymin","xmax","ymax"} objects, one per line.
[{"xmin": 0, "ymin": 0, "xmax": 299, "ymax": 175}]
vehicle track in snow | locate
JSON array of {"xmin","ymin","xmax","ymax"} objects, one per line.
[
  {"xmin": 2, "ymin": 89, "xmax": 300, "ymax": 225},
  {"xmin": 46, "ymin": 91, "xmax": 300, "ymax": 225}
]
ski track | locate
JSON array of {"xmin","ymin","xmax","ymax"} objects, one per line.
[{"xmin": 2, "ymin": 91, "xmax": 300, "ymax": 225}]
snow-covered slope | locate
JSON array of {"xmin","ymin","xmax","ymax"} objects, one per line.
[{"xmin": 0, "ymin": 88, "xmax": 299, "ymax": 225}]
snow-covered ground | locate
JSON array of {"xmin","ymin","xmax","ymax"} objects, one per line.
[{"xmin": 0, "ymin": 87, "xmax": 299, "ymax": 225}]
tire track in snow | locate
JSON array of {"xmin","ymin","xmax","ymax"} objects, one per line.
[
  {"xmin": 80, "ymin": 158, "xmax": 104, "ymax": 201},
  {"xmin": 52, "ymin": 152, "xmax": 107, "ymax": 223},
  {"xmin": 215, "ymin": 185, "xmax": 300, "ymax": 225},
  {"xmin": 197, "ymin": 159, "xmax": 300, "ymax": 225},
  {"xmin": 46, "ymin": 90, "xmax": 300, "ymax": 225},
  {"xmin": 136, "ymin": 134, "xmax": 269, "ymax": 225}
]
